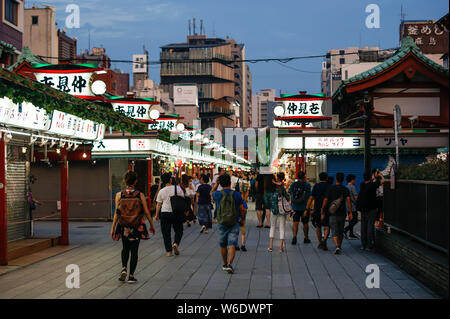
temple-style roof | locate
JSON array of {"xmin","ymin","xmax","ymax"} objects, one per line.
[{"xmin": 333, "ymin": 36, "xmax": 449, "ymax": 99}]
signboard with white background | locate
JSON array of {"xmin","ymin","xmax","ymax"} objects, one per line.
[
  {"xmin": 0, "ymin": 97, "xmax": 50, "ymax": 131},
  {"xmin": 173, "ymin": 85, "xmax": 198, "ymax": 106}
]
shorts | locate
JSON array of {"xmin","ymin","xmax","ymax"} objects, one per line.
[
  {"xmin": 292, "ymin": 210, "xmax": 310, "ymax": 224},
  {"xmin": 255, "ymin": 193, "xmax": 265, "ymax": 211},
  {"xmin": 329, "ymin": 215, "xmax": 346, "ymax": 238},
  {"xmin": 239, "ymin": 220, "xmax": 246, "ymax": 236},
  {"xmin": 263, "ymin": 192, "xmax": 274, "ymax": 210},
  {"xmin": 312, "ymin": 211, "xmax": 329, "ymax": 228},
  {"xmin": 218, "ymin": 223, "xmax": 239, "ymax": 248}
]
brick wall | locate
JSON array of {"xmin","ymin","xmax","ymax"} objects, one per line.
[{"xmin": 376, "ymin": 229, "xmax": 449, "ymax": 298}]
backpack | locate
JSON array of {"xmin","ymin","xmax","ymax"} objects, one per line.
[
  {"xmin": 291, "ymin": 181, "xmax": 308, "ymax": 206},
  {"xmin": 277, "ymin": 194, "xmax": 292, "ymax": 216},
  {"xmin": 217, "ymin": 190, "xmax": 239, "ymax": 227},
  {"xmin": 118, "ymin": 190, "xmax": 143, "ymax": 227}
]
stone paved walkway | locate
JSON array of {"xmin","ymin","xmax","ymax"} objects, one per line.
[{"xmin": 0, "ymin": 203, "xmax": 437, "ymax": 299}]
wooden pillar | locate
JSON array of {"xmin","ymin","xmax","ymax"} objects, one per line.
[
  {"xmin": 0, "ymin": 133, "xmax": 8, "ymax": 265},
  {"xmin": 147, "ymin": 156, "xmax": 152, "ymax": 208},
  {"xmin": 60, "ymin": 148, "xmax": 69, "ymax": 245}
]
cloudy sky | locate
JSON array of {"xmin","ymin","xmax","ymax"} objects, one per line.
[{"xmin": 26, "ymin": 0, "xmax": 448, "ymax": 95}]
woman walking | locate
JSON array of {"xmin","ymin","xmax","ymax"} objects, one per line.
[
  {"xmin": 155, "ymin": 172, "xmax": 185, "ymax": 257},
  {"xmin": 240, "ymin": 172, "xmax": 250, "ymax": 202},
  {"xmin": 196, "ymin": 174, "xmax": 213, "ymax": 234},
  {"xmin": 262, "ymin": 173, "xmax": 276, "ymax": 229},
  {"xmin": 110, "ymin": 171, "xmax": 156, "ymax": 283},
  {"xmin": 268, "ymin": 172, "xmax": 289, "ymax": 253}
]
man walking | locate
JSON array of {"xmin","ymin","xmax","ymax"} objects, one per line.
[
  {"xmin": 306, "ymin": 172, "xmax": 331, "ymax": 250},
  {"xmin": 321, "ymin": 173, "xmax": 352, "ymax": 255},
  {"xmin": 344, "ymin": 174, "xmax": 359, "ymax": 239},
  {"xmin": 212, "ymin": 174, "xmax": 245, "ymax": 274},
  {"xmin": 255, "ymin": 171, "xmax": 269, "ymax": 228},
  {"xmin": 357, "ymin": 172, "xmax": 382, "ymax": 251},
  {"xmin": 289, "ymin": 171, "xmax": 312, "ymax": 245}
]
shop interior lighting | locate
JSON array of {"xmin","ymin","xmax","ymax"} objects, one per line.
[
  {"xmin": 56, "ymin": 148, "xmax": 61, "ymax": 154},
  {"xmin": 21, "ymin": 146, "xmax": 27, "ymax": 154}
]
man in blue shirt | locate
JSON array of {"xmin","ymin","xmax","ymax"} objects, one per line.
[
  {"xmin": 289, "ymin": 171, "xmax": 312, "ymax": 245},
  {"xmin": 213, "ymin": 174, "xmax": 245, "ymax": 274}
]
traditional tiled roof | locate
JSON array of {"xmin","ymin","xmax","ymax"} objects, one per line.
[
  {"xmin": 7, "ymin": 47, "xmax": 48, "ymax": 71},
  {"xmin": 332, "ymin": 36, "xmax": 449, "ymax": 99}
]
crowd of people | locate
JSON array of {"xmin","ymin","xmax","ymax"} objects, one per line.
[{"xmin": 110, "ymin": 167, "xmax": 385, "ymax": 283}]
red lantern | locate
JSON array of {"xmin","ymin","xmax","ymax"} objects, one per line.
[
  {"xmin": 209, "ymin": 164, "xmax": 214, "ymax": 169},
  {"xmin": 175, "ymin": 159, "xmax": 183, "ymax": 167}
]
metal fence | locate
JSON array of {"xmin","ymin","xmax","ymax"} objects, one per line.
[{"xmin": 383, "ymin": 180, "xmax": 449, "ymax": 254}]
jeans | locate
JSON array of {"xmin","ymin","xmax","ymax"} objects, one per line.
[
  {"xmin": 197, "ymin": 204, "xmax": 212, "ymax": 229},
  {"xmin": 361, "ymin": 209, "xmax": 377, "ymax": 249},
  {"xmin": 121, "ymin": 237, "xmax": 140, "ymax": 275},
  {"xmin": 270, "ymin": 212, "xmax": 286, "ymax": 240},
  {"xmin": 218, "ymin": 223, "xmax": 239, "ymax": 248},
  {"xmin": 344, "ymin": 211, "xmax": 358, "ymax": 235},
  {"xmin": 160, "ymin": 212, "xmax": 183, "ymax": 252}
]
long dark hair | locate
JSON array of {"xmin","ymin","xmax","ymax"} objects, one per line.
[{"xmin": 263, "ymin": 174, "xmax": 276, "ymax": 192}]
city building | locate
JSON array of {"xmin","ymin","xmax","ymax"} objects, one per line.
[
  {"xmin": 0, "ymin": 0, "xmax": 24, "ymax": 67},
  {"xmin": 132, "ymin": 47, "xmax": 149, "ymax": 90},
  {"xmin": 160, "ymin": 33, "xmax": 238, "ymax": 132},
  {"xmin": 22, "ymin": 5, "xmax": 77, "ymax": 65},
  {"xmin": 57, "ymin": 29, "xmax": 77, "ymax": 64},
  {"xmin": 251, "ymin": 89, "xmax": 275, "ymax": 127},
  {"xmin": 228, "ymin": 39, "xmax": 252, "ymax": 127},
  {"xmin": 77, "ymin": 47, "xmax": 111, "ymax": 69}
]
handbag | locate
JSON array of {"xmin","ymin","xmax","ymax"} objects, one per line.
[
  {"xmin": 170, "ymin": 185, "xmax": 189, "ymax": 221},
  {"xmin": 278, "ymin": 196, "xmax": 292, "ymax": 216}
]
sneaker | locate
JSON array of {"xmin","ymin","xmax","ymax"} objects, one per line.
[
  {"xmin": 222, "ymin": 264, "xmax": 228, "ymax": 271},
  {"xmin": 187, "ymin": 223, "xmax": 191, "ymax": 227},
  {"xmin": 118, "ymin": 270, "xmax": 127, "ymax": 282},
  {"xmin": 240, "ymin": 245, "xmax": 247, "ymax": 252},
  {"xmin": 264, "ymin": 225, "xmax": 270, "ymax": 229},
  {"xmin": 127, "ymin": 276, "xmax": 137, "ymax": 284},
  {"xmin": 225, "ymin": 264, "xmax": 234, "ymax": 274},
  {"xmin": 256, "ymin": 224, "xmax": 263, "ymax": 228},
  {"xmin": 304, "ymin": 238, "xmax": 311, "ymax": 244},
  {"xmin": 235, "ymin": 246, "xmax": 240, "ymax": 251},
  {"xmin": 200, "ymin": 226, "xmax": 205, "ymax": 233},
  {"xmin": 334, "ymin": 247, "xmax": 342, "ymax": 255},
  {"xmin": 291, "ymin": 236, "xmax": 297, "ymax": 245},
  {"xmin": 349, "ymin": 234, "xmax": 358, "ymax": 240},
  {"xmin": 322, "ymin": 241, "xmax": 328, "ymax": 251}
]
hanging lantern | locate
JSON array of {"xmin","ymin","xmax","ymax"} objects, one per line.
[{"xmin": 175, "ymin": 159, "xmax": 183, "ymax": 167}]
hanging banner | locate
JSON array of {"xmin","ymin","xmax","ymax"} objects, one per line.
[
  {"xmin": 109, "ymin": 98, "xmax": 158, "ymax": 122},
  {"xmin": 274, "ymin": 94, "xmax": 331, "ymax": 123},
  {"xmin": 148, "ymin": 119, "xmax": 177, "ymax": 131},
  {"xmin": 0, "ymin": 97, "xmax": 50, "ymax": 131}
]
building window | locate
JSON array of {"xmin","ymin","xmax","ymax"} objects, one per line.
[
  {"xmin": 32, "ymin": 15, "xmax": 38, "ymax": 25},
  {"xmin": 263, "ymin": 93, "xmax": 269, "ymax": 97},
  {"xmin": 5, "ymin": 0, "xmax": 19, "ymax": 26},
  {"xmin": 339, "ymin": 50, "xmax": 345, "ymax": 55},
  {"xmin": 339, "ymin": 57, "xmax": 345, "ymax": 64}
]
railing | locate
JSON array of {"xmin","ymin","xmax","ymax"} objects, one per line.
[{"xmin": 383, "ymin": 180, "xmax": 449, "ymax": 254}]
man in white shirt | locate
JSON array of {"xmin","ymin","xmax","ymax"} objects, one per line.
[{"xmin": 155, "ymin": 173, "xmax": 185, "ymax": 257}]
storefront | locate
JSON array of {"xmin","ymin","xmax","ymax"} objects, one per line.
[{"xmin": 0, "ymin": 65, "xmax": 143, "ymax": 265}]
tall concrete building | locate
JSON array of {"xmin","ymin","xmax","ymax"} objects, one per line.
[
  {"xmin": 22, "ymin": 5, "xmax": 77, "ymax": 65},
  {"xmin": 132, "ymin": 48, "xmax": 149, "ymax": 90},
  {"xmin": 228, "ymin": 39, "xmax": 252, "ymax": 127},
  {"xmin": 22, "ymin": 4, "xmax": 58, "ymax": 64},
  {"xmin": 160, "ymin": 33, "xmax": 249, "ymax": 131},
  {"xmin": 251, "ymin": 89, "xmax": 276, "ymax": 127}
]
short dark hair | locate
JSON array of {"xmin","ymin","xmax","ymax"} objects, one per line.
[
  {"xmin": 155, "ymin": 178, "xmax": 160, "ymax": 183},
  {"xmin": 277, "ymin": 172, "xmax": 285, "ymax": 181},
  {"xmin": 161, "ymin": 172, "xmax": 172, "ymax": 185},
  {"xmin": 218, "ymin": 167, "xmax": 223, "ymax": 173},
  {"xmin": 218, "ymin": 173, "xmax": 231, "ymax": 187},
  {"xmin": 297, "ymin": 171, "xmax": 306, "ymax": 180},
  {"xmin": 181, "ymin": 174, "xmax": 189, "ymax": 187},
  {"xmin": 201, "ymin": 174, "xmax": 209, "ymax": 183},
  {"xmin": 363, "ymin": 172, "xmax": 372, "ymax": 181},
  {"xmin": 336, "ymin": 172, "xmax": 345, "ymax": 183},
  {"xmin": 346, "ymin": 174, "xmax": 356, "ymax": 183},
  {"xmin": 327, "ymin": 176, "xmax": 334, "ymax": 184},
  {"xmin": 319, "ymin": 172, "xmax": 328, "ymax": 181},
  {"xmin": 124, "ymin": 171, "xmax": 137, "ymax": 186}
]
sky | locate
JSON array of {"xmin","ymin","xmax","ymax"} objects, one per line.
[{"xmin": 27, "ymin": 0, "xmax": 448, "ymax": 95}]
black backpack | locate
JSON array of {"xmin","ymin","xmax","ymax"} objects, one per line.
[
  {"xmin": 170, "ymin": 186, "xmax": 189, "ymax": 221},
  {"xmin": 291, "ymin": 181, "xmax": 308, "ymax": 206}
]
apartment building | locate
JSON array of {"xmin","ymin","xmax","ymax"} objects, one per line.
[
  {"xmin": 0, "ymin": 0, "xmax": 24, "ymax": 67},
  {"xmin": 251, "ymin": 89, "xmax": 276, "ymax": 127}
]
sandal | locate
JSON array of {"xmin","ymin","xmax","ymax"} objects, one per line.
[{"xmin": 268, "ymin": 247, "xmax": 273, "ymax": 252}]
